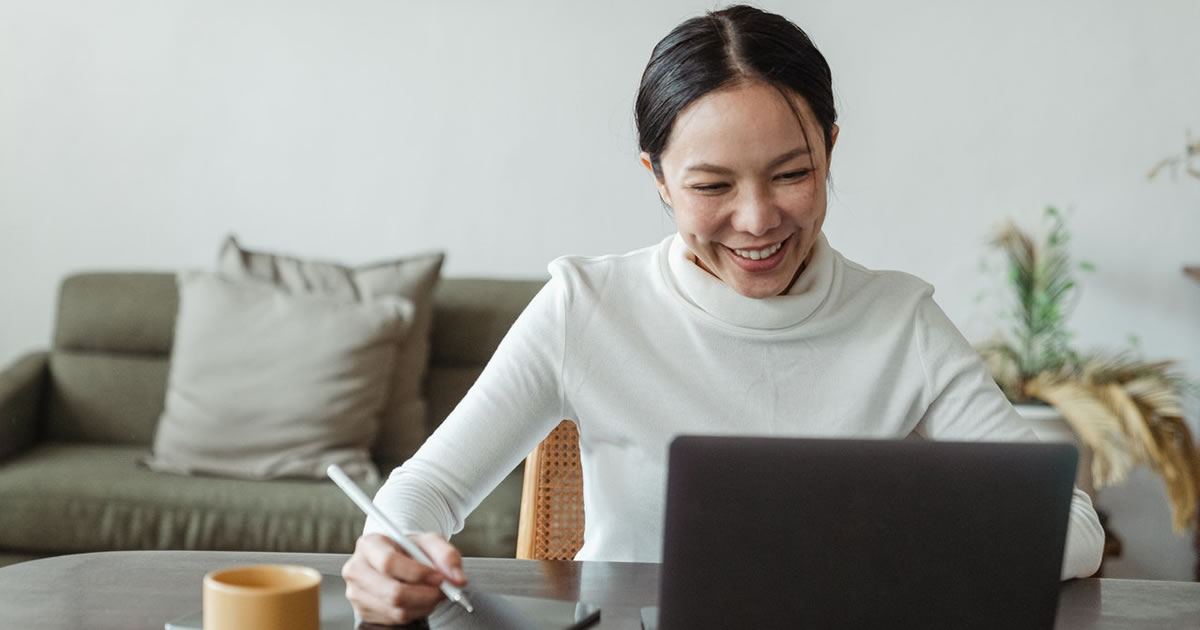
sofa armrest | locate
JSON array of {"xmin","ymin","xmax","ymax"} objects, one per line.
[{"xmin": 0, "ymin": 351, "xmax": 48, "ymax": 463}]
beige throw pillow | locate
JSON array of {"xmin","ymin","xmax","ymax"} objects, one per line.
[
  {"xmin": 217, "ymin": 237, "xmax": 444, "ymax": 471},
  {"xmin": 144, "ymin": 272, "xmax": 413, "ymax": 481}
]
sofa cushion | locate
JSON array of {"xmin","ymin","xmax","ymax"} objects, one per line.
[
  {"xmin": 429, "ymin": 278, "xmax": 547, "ymax": 367},
  {"xmin": 144, "ymin": 272, "xmax": 411, "ymax": 482},
  {"xmin": 46, "ymin": 273, "xmax": 179, "ymax": 445},
  {"xmin": 0, "ymin": 444, "xmax": 374, "ymax": 554},
  {"xmin": 46, "ymin": 352, "xmax": 170, "ymax": 445},
  {"xmin": 426, "ymin": 366, "xmax": 485, "ymax": 434},
  {"xmin": 0, "ymin": 443, "xmax": 523, "ymax": 558},
  {"xmin": 218, "ymin": 237, "xmax": 444, "ymax": 471},
  {"xmin": 54, "ymin": 273, "xmax": 179, "ymax": 354},
  {"xmin": 0, "ymin": 553, "xmax": 46, "ymax": 569},
  {"xmin": 0, "ymin": 352, "xmax": 47, "ymax": 462}
]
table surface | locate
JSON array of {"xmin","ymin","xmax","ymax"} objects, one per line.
[{"xmin": 1, "ymin": 551, "xmax": 1198, "ymax": 629}]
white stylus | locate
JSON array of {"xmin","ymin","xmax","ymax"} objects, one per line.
[{"xmin": 326, "ymin": 464, "xmax": 475, "ymax": 614}]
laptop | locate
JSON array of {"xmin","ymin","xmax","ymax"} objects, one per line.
[{"xmin": 642, "ymin": 436, "xmax": 1077, "ymax": 630}]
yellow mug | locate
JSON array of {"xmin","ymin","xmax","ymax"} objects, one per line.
[{"xmin": 202, "ymin": 564, "xmax": 321, "ymax": 630}]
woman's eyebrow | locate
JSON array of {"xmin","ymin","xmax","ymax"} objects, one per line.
[
  {"xmin": 684, "ymin": 147, "xmax": 812, "ymax": 175},
  {"xmin": 766, "ymin": 147, "xmax": 812, "ymax": 169}
]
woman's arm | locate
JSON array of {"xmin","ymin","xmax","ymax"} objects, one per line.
[
  {"xmin": 912, "ymin": 294, "xmax": 1104, "ymax": 580},
  {"xmin": 345, "ymin": 273, "xmax": 574, "ymax": 624},
  {"xmin": 368, "ymin": 273, "xmax": 573, "ymax": 539}
]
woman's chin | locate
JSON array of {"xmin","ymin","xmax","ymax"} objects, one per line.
[{"xmin": 723, "ymin": 272, "xmax": 794, "ymax": 299}]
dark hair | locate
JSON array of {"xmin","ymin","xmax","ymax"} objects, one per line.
[{"xmin": 635, "ymin": 4, "xmax": 837, "ymax": 180}]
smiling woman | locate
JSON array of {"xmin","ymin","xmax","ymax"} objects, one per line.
[
  {"xmin": 645, "ymin": 82, "xmax": 835, "ymax": 298},
  {"xmin": 635, "ymin": 5, "xmax": 838, "ymax": 299},
  {"xmin": 339, "ymin": 5, "xmax": 1106, "ymax": 626}
]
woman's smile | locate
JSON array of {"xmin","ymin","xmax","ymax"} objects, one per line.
[{"xmin": 724, "ymin": 236, "xmax": 790, "ymax": 272}]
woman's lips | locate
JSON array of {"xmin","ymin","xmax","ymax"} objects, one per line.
[{"xmin": 723, "ymin": 236, "xmax": 790, "ymax": 272}]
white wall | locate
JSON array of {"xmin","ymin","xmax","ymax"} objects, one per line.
[{"xmin": 2, "ymin": 0, "xmax": 1198, "ymax": 579}]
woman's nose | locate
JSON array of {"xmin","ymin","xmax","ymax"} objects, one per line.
[{"xmin": 730, "ymin": 188, "xmax": 782, "ymax": 236}]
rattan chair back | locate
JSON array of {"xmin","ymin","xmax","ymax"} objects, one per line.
[{"xmin": 515, "ymin": 420, "xmax": 585, "ymax": 560}]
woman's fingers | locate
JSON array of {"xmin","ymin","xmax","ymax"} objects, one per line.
[
  {"xmin": 347, "ymin": 576, "xmax": 443, "ymax": 624},
  {"xmin": 411, "ymin": 532, "xmax": 468, "ymax": 586},
  {"xmin": 363, "ymin": 533, "xmax": 444, "ymax": 584},
  {"xmin": 342, "ymin": 533, "xmax": 456, "ymax": 624}
]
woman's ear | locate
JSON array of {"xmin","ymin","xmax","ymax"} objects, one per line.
[
  {"xmin": 639, "ymin": 151, "xmax": 672, "ymax": 208},
  {"xmin": 639, "ymin": 152, "xmax": 655, "ymax": 174},
  {"xmin": 826, "ymin": 124, "xmax": 840, "ymax": 169}
]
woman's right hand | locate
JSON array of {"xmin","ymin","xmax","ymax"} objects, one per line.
[{"xmin": 341, "ymin": 532, "xmax": 468, "ymax": 625}]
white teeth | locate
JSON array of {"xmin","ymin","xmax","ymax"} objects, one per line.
[{"xmin": 733, "ymin": 242, "xmax": 783, "ymax": 260}]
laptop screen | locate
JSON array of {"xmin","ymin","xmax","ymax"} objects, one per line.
[{"xmin": 652, "ymin": 436, "xmax": 1076, "ymax": 630}]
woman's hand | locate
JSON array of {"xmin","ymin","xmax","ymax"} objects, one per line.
[{"xmin": 342, "ymin": 532, "xmax": 468, "ymax": 625}]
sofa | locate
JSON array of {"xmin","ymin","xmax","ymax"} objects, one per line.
[{"xmin": 0, "ymin": 272, "xmax": 545, "ymax": 568}]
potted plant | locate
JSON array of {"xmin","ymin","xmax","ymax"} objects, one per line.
[{"xmin": 976, "ymin": 206, "xmax": 1199, "ymax": 533}]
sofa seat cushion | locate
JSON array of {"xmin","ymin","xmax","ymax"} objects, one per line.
[
  {"xmin": 0, "ymin": 443, "xmax": 375, "ymax": 555},
  {"xmin": 0, "ymin": 553, "xmax": 45, "ymax": 569},
  {"xmin": 0, "ymin": 444, "xmax": 525, "ymax": 558}
]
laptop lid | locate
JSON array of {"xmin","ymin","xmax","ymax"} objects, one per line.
[{"xmin": 653, "ymin": 436, "xmax": 1077, "ymax": 630}]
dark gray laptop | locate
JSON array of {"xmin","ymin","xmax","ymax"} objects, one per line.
[{"xmin": 643, "ymin": 436, "xmax": 1077, "ymax": 630}]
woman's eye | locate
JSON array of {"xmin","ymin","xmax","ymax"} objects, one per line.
[
  {"xmin": 691, "ymin": 183, "xmax": 729, "ymax": 193},
  {"xmin": 776, "ymin": 170, "xmax": 811, "ymax": 181}
]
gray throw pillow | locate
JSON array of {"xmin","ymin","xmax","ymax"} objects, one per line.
[
  {"xmin": 144, "ymin": 272, "xmax": 413, "ymax": 481},
  {"xmin": 216, "ymin": 236, "xmax": 444, "ymax": 472}
]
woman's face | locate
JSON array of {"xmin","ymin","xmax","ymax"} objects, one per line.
[{"xmin": 645, "ymin": 81, "xmax": 837, "ymax": 299}]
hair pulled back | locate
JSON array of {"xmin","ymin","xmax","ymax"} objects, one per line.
[{"xmin": 635, "ymin": 4, "xmax": 836, "ymax": 179}]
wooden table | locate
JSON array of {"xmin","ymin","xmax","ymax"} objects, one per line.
[{"xmin": 0, "ymin": 551, "xmax": 1198, "ymax": 629}]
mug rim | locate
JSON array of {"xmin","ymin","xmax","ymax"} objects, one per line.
[{"xmin": 203, "ymin": 564, "xmax": 322, "ymax": 596}]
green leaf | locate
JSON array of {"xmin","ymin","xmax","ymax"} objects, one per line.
[{"xmin": 1079, "ymin": 261, "xmax": 1096, "ymax": 272}]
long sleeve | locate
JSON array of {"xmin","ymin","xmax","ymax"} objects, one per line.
[
  {"xmin": 366, "ymin": 274, "xmax": 570, "ymax": 540},
  {"xmin": 912, "ymin": 294, "xmax": 1105, "ymax": 580},
  {"xmin": 364, "ymin": 232, "xmax": 1108, "ymax": 574}
]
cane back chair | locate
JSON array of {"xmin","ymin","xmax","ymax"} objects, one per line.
[{"xmin": 515, "ymin": 420, "xmax": 585, "ymax": 560}]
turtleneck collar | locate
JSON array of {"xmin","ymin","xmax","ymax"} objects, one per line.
[{"xmin": 663, "ymin": 231, "xmax": 838, "ymax": 331}]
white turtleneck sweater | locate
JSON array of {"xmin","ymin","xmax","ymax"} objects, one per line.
[{"xmin": 368, "ymin": 233, "xmax": 1104, "ymax": 580}]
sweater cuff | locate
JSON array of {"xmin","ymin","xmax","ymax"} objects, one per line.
[{"xmin": 1060, "ymin": 487, "xmax": 1105, "ymax": 580}]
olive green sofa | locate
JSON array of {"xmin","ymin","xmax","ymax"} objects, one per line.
[{"xmin": 0, "ymin": 272, "xmax": 544, "ymax": 568}]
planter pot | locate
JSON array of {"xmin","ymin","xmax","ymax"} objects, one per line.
[{"xmin": 1013, "ymin": 403, "xmax": 1096, "ymax": 498}]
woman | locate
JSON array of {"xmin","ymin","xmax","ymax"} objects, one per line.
[{"xmin": 343, "ymin": 5, "xmax": 1104, "ymax": 624}]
